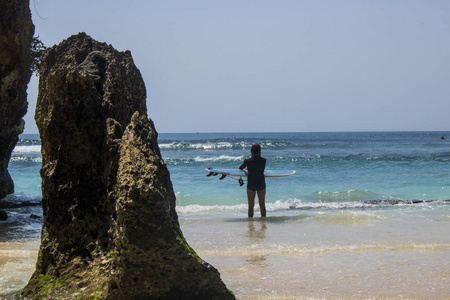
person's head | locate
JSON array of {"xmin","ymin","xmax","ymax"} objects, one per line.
[{"xmin": 251, "ymin": 143, "xmax": 261, "ymax": 157}]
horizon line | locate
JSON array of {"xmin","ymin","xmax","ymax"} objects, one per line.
[{"xmin": 20, "ymin": 129, "xmax": 450, "ymax": 136}]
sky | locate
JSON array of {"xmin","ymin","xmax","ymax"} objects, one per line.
[{"xmin": 25, "ymin": 0, "xmax": 450, "ymax": 134}]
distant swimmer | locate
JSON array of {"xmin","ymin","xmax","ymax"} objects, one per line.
[{"xmin": 441, "ymin": 136, "xmax": 445, "ymax": 140}]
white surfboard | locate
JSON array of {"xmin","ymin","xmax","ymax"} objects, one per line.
[{"xmin": 206, "ymin": 168, "xmax": 295, "ymax": 178}]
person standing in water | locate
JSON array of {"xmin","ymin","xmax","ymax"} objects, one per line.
[{"xmin": 239, "ymin": 143, "xmax": 266, "ymax": 218}]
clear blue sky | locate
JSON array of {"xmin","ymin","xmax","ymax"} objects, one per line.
[{"xmin": 25, "ymin": 0, "xmax": 450, "ymax": 134}]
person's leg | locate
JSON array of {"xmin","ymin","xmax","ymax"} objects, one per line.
[
  {"xmin": 257, "ymin": 188, "xmax": 266, "ymax": 217},
  {"xmin": 247, "ymin": 188, "xmax": 256, "ymax": 218}
]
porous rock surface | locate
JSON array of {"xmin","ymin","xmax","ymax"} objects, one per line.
[
  {"xmin": 22, "ymin": 33, "xmax": 234, "ymax": 299},
  {"xmin": 0, "ymin": 0, "xmax": 34, "ymax": 199}
]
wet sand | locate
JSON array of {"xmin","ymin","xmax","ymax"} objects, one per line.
[
  {"xmin": 199, "ymin": 244, "xmax": 450, "ymax": 299},
  {"xmin": 1, "ymin": 210, "xmax": 450, "ymax": 299},
  {"xmin": 180, "ymin": 210, "xmax": 450, "ymax": 299},
  {"xmin": 0, "ymin": 239, "xmax": 39, "ymax": 297}
]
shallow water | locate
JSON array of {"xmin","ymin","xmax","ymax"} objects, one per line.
[
  {"xmin": 180, "ymin": 204, "xmax": 450, "ymax": 299},
  {"xmin": 0, "ymin": 240, "xmax": 39, "ymax": 297}
]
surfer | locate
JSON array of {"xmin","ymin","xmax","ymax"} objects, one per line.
[{"xmin": 239, "ymin": 143, "xmax": 267, "ymax": 218}]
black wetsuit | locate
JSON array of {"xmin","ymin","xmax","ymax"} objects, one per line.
[{"xmin": 239, "ymin": 156, "xmax": 266, "ymax": 191}]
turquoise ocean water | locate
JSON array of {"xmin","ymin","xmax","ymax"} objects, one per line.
[
  {"xmin": 2, "ymin": 131, "xmax": 450, "ymax": 298},
  {"xmin": 160, "ymin": 131, "xmax": 450, "ymax": 211},
  {"xmin": 7, "ymin": 131, "xmax": 450, "ymax": 216}
]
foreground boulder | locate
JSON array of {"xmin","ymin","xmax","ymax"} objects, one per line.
[
  {"xmin": 0, "ymin": 0, "xmax": 34, "ymax": 199},
  {"xmin": 22, "ymin": 33, "xmax": 234, "ymax": 299}
]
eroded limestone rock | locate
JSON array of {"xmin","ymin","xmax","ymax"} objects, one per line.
[
  {"xmin": 0, "ymin": 0, "xmax": 34, "ymax": 199},
  {"xmin": 22, "ymin": 33, "xmax": 234, "ymax": 299}
]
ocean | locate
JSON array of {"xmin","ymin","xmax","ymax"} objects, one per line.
[{"xmin": 1, "ymin": 131, "xmax": 450, "ymax": 299}]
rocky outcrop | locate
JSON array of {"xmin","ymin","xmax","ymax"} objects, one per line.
[
  {"xmin": 22, "ymin": 33, "xmax": 234, "ymax": 299},
  {"xmin": 0, "ymin": 209, "xmax": 7, "ymax": 221},
  {"xmin": 0, "ymin": 199, "xmax": 41, "ymax": 209},
  {"xmin": 0, "ymin": 0, "xmax": 34, "ymax": 199}
]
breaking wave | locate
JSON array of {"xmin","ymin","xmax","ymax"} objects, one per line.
[
  {"xmin": 193, "ymin": 155, "xmax": 244, "ymax": 162},
  {"xmin": 12, "ymin": 145, "xmax": 41, "ymax": 154},
  {"xmin": 159, "ymin": 140, "xmax": 295, "ymax": 151}
]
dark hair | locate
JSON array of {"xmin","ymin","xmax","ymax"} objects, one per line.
[{"xmin": 251, "ymin": 143, "xmax": 261, "ymax": 157}]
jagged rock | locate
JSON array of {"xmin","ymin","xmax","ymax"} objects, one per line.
[
  {"xmin": 0, "ymin": 209, "xmax": 7, "ymax": 221},
  {"xmin": 0, "ymin": 199, "xmax": 41, "ymax": 209},
  {"xmin": 22, "ymin": 33, "xmax": 234, "ymax": 299},
  {"xmin": 29, "ymin": 214, "xmax": 40, "ymax": 220},
  {"xmin": 0, "ymin": 0, "xmax": 34, "ymax": 199}
]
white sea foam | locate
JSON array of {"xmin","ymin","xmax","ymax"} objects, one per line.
[
  {"xmin": 175, "ymin": 198, "xmax": 406, "ymax": 215},
  {"xmin": 12, "ymin": 145, "xmax": 41, "ymax": 153},
  {"xmin": 266, "ymin": 198, "xmax": 414, "ymax": 211},
  {"xmin": 160, "ymin": 142, "xmax": 237, "ymax": 150},
  {"xmin": 176, "ymin": 204, "xmax": 248, "ymax": 214},
  {"xmin": 9, "ymin": 156, "xmax": 42, "ymax": 163},
  {"xmin": 194, "ymin": 155, "xmax": 244, "ymax": 162},
  {"xmin": 158, "ymin": 143, "xmax": 175, "ymax": 149},
  {"xmin": 190, "ymin": 142, "xmax": 233, "ymax": 150}
]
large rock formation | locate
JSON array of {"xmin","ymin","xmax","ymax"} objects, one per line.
[
  {"xmin": 0, "ymin": 0, "xmax": 34, "ymax": 199},
  {"xmin": 22, "ymin": 33, "xmax": 234, "ymax": 299}
]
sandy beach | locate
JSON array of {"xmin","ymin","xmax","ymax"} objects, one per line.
[
  {"xmin": 180, "ymin": 208, "xmax": 450, "ymax": 299},
  {"xmin": 2, "ymin": 208, "xmax": 450, "ymax": 299},
  {"xmin": 0, "ymin": 239, "xmax": 39, "ymax": 298}
]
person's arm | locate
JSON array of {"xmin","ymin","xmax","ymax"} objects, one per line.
[{"xmin": 239, "ymin": 160, "xmax": 249, "ymax": 176}]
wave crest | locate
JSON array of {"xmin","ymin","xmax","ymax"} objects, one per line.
[
  {"xmin": 164, "ymin": 155, "xmax": 244, "ymax": 165},
  {"xmin": 194, "ymin": 155, "xmax": 244, "ymax": 162},
  {"xmin": 17, "ymin": 139, "xmax": 40, "ymax": 146},
  {"xmin": 13, "ymin": 145, "xmax": 41, "ymax": 154},
  {"xmin": 176, "ymin": 204, "xmax": 248, "ymax": 214},
  {"xmin": 159, "ymin": 140, "xmax": 295, "ymax": 151},
  {"xmin": 9, "ymin": 156, "xmax": 42, "ymax": 163}
]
